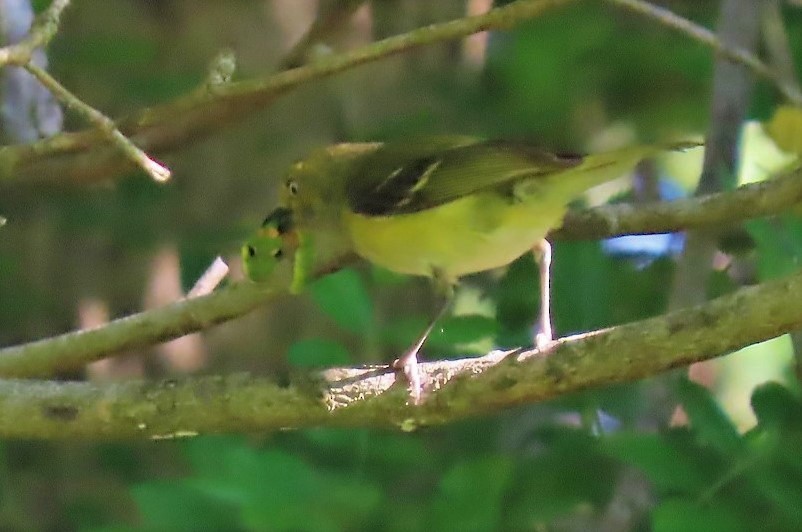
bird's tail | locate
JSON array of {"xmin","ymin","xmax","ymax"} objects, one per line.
[{"xmin": 559, "ymin": 140, "xmax": 702, "ymax": 193}]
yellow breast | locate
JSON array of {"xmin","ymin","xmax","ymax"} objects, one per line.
[{"xmin": 344, "ymin": 190, "xmax": 568, "ymax": 280}]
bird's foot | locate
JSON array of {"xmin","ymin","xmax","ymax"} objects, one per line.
[
  {"xmin": 393, "ymin": 350, "xmax": 423, "ymax": 405},
  {"xmin": 535, "ymin": 331, "xmax": 554, "ymax": 351}
]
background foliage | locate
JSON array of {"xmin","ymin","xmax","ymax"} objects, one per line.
[{"xmin": 0, "ymin": 0, "xmax": 801, "ymax": 530}]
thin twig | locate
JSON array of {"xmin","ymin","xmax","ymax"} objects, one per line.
[
  {"xmin": 0, "ymin": 0, "xmax": 70, "ymax": 65},
  {"xmin": 0, "ymin": 283, "xmax": 273, "ymax": 378},
  {"xmin": 761, "ymin": 0, "xmax": 801, "ymax": 93},
  {"xmin": 0, "ymin": 0, "xmax": 170, "ymax": 182},
  {"xmin": 0, "ymin": 255, "xmax": 295, "ymax": 378},
  {"xmin": 606, "ymin": 0, "xmax": 802, "ymax": 105},
  {"xmin": 186, "ymin": 257, "xmax": 230, "ymax": 298},
  {"xmin": 0, "ymin": 0, "xmax": 576, "ymax": 185},
  {"xmin": 279, "ymin": 0, "xmax": 368, "ymax": 70},
  {"xmin": 2, "ymin": 0, "xmax": 799, "ymax": 186},
  {"xmin": 22, "ymin": 62, "xmax": 171, "ymax": 182}
]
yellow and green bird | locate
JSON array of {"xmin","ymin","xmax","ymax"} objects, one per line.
[{"xmin": 246, "ymin": 136, "xmax": 699, "ymax": 402}]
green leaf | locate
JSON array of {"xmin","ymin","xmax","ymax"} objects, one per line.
[
  {"xmin": 746, "ymin": 216, "xmax": 802, "ymax": 281},
  {"xmin": 751, "ymin": 381, "xmax": 802, "ymax": 430},
  {"xmin": 378, "ymin": 312, "xmax": 495, "ymax": 357},
  {"xmin": 301, "ymin": 428, "xmax": 432, "ymax": 471},
  {"xmin": 428, "ymin": 314, "xmax": 497, "ymax": 348},
  {"xmin": 178, "ymin": 437, "xmax": 381, "ymax": 531},
  {"xmin": 747, "ymin": 466, "xmax": 802, "ymax": 527},
  {"xmin": 430, "ymin": 456, "xmax": 514, "ymax": 531},
  {"xmin": 506, "ymin": 428, "xmax": 618, "ymax": 526},
  {"xmin": 378, "ymin": 315, "xmax": 428, "ymax": 350},
  {"xmin": 234, "ymin": 450, "xmax": 380, "ymax": 532},
  {"xmin": 764, "ymin": 105, "xmax": 802, "ymax": 154},
  {"xmin": 677, "ymin": 378, "xmax": 743, "ymax": 455},
  {"xmin": 369, "ymin": 264, "xmax": 409, "ymax": 285},
  {"xmin": 131, "ymin": 482, "xmax": 240, "ymax": 531},
  {"xmin": 287, "ymin": 338, "xmax": 351, "ymax": 368},
  {"xmin": 496, "ymin": 253, "xmax": 539, "ymax": 346},
  {"xmin": 182, "ymin": 435, "xmax": 245, "ymax": 483},
  {"xmin": 310, "ymin": 268, "xmax": 374, "ymax": 334},
  {"xmin": 68, "ymin": 35, "xmax": 159, "ymax": 68},
  {"xmin": 653, "ymin": 498, "xmax": 748, "ymax": 532},
  {"xmin": 602, "ymin": 432, "xmax": 709, "ymax": 492},
  {"xmin": 552, "ymin": 241, "xmax": 614, "ymax": 332}
]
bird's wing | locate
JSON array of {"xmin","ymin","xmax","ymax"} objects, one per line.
[{"xmin": 346, "ymin": 140, "xmax": 584, "ymax": 216}]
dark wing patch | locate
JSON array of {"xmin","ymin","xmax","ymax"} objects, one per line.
[
  {"xmin": 346, "ymin": 140, "xmax": 585, "ymax": 217},
  {"xmin": 350, "ymin": 156, "xmax": 442, "ymax": 216}
]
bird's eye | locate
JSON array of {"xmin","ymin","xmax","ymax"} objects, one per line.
[
  {"xmin": 287, "ymin": 180, "xmax": 299, "ymax": 196},
  {"xmin": 246, "ymin": 245, "xmax": 256, "ymax": 258},
  {"xmin": 271, "ymin": 248, "xmax": 284, "ymax": 259}
]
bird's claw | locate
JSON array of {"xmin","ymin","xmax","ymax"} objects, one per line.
[{"xmin": 393, "ymin": 351, "xmax": 423, "ymax": 405}]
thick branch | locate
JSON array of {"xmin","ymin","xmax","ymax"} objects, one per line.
[
  {"xmin": 1, "ymin": 264, "xmax": 801, "ymax": 440},
  {"xmin": 3, "ymin": 167, "xmax": 802, "ymax": 378},
  {"xmin": 554, "ymin": 165, "xmax": 802, "ymax": 240}
]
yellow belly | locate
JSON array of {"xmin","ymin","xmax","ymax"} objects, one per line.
[{"xmin": 344, "ymin": 191, "xmax": 568, "ymax": 280}]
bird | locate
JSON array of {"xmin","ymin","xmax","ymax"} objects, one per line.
[{"xmin": 246, "ymin": 136, "xmax": 700, "ymax": 403}]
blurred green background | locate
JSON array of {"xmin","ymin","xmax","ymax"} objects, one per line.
[{"xmin": 1, "ymin": 0, "xmax": 802, "ymax": 530}]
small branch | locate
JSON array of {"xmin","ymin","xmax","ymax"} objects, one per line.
[
  {"xmin": 22, "ymin": 62, "xmax": 170, "ymax": 182},
  {"xmin": 0, "ymin": 281, "xmax": 280, "ymax": 378},
  {"xmin": 0, "ymin": 0, "xmax": 70, "ymax": 65},
  {"xmin": 606, "ymin": 0, "xmax": 802, "ymax": 105},
  {"xmin": 553, "ymin": 165, "xmax": 802, "ymax": 240},
  {"xmin": 0, "ymin": 0, "xmax": 576, "ymax": 185},
  {"xmin": 2, "ymin": 264, "xmax": 802, "ymax": 440},
  {"xmin": 30, "ymin": 0, "xmax": 70, "ymax": 46},
  {"xmin": 1, "ymin": 0, "xmax": 798, "ymax": 187},
  {"xmin": 761, "ymin": 0, "xmax": 801, "ymax": 94},
  {"xmin": 279, "ymin": 0, "xmax": 368, "ymax": 70},
  {"xmin": 186, "ymin": 257, "xmax": 229, "ymax": 298},
  {"xmin": 0, "ymin": 0, "xmax": 170, "ymax": 181},
  {"xmin": 203, "ymin": 48, "xmax": 237, "ymax": 91}
]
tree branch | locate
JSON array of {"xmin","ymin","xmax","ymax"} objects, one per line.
[
  {"xmin": 1, "ymin": 263, "xmax": 801, "ymax": 440},
  {"xmin": 0, "ymin": 0, "xmax": 69, "ymax": 65},
  {"xmin": 278, "ymin": 0, "xmax": 368, "ymax": 70},
  {"xmin": 22, "ymin": 62, "xmax": 170, "ymax": 182},
  {"xmin": 605, "ymin": 0, "xmax": 802, "ymax": 105},
  {"xmin": 554, "ymin": 164, "xmax": 802, "ymax": 240},
  {"xmin": 2, "ymin": 0, "xmax": 795, "ymax": 187},
  {"xmin": 0, "ymin": 0, "xmax": 169, "ymax": 181},
  {"xmin": 3, "ymin": 166, "xmax": 802, "ymax": 379},
  {"xmin": 0, "ymin": 279, "xmax": 284, "ymax": 378},
  {"xmin": 0, "ymin": 0, "xmax": 575, "ymax": 185},
  {"xmin": 1, "ymin": 0, "xmax": 798, "ymax": 385}
]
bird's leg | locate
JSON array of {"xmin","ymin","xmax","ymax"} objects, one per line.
[
  {"xmin": 532, "ymin": 239, "xmax": 553, "ymax": 349},
  {"xmin": 393, "ymin": 272, "xmax": 454, "ymax": 405}
]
